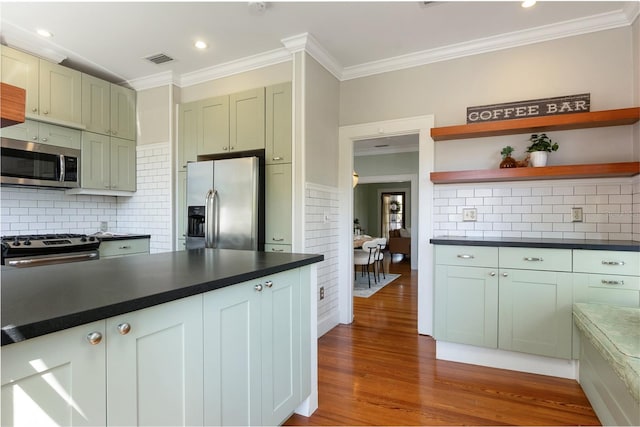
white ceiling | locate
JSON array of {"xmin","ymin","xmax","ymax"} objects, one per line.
[{"xmin": 1, "ymin": 1, "xmax": 637, "ymax": 90}]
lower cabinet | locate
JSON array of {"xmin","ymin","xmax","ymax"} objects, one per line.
[
  {"xmin": 1, "ymin": 320, "xmax": 106, "ymax": 427},
  {"xmin": 1, "ymin": 267, "xmax": 310, "ymax": 427},
  {"xmin": 99, "ymin": 238, "xmax": 150, "ymax": 258},
  {"xmin": 203, "ymin": 269, "xmax": 304, "ymax": 426}
]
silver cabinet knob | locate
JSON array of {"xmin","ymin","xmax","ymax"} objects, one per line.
[
  {"xmin": 32, "ymin": 136, "xmax": 38, "ymax": 141},
  {"xmin": 272, "ymin": 156, "xmax": 283, "ymax": 161},
  {"xmin": 489, "ymin": 272, "xmax": 496, "ymax": 277},
  {"xmin": 502, "ymin": 272, "xmax": 509, "ymax": 277},
  {"xmin": 32, "ymin": 107, "xmax": 38, "ymax": 113},
  {"xmin": 255, "ymin": 284, "xmax": 263, "ymax": 292},
  {"xmin": 117, "ymin": 323, "xmax": 131, "ymax": 335},
  {"xmin": 86, "ymin": 331, "xmax": 103, "ymax": 345},
  {"xmin": 112, "ymin": 130, "xmax": 117, "ymax": 135},
  {"xmin": 43, "ymin": 110, "xmax": 49, "ymax": 115},
  {"xmin": 105, "ymin": 129, "xmax": 110, "ymax": 134},
  {"xmin": 265, "ymin": 281, "xmax": 273, "ymax": 288},
  {"xmin": 223, "ymin": 146, "xmax": 228, "ymax": 151},
  {"xmin": 41, "ymin": 138, "xmax": 48, "ymax": 142},
  {"xmin": 230, "ymin": 146, "xmax": 234, "ymax": 150}
]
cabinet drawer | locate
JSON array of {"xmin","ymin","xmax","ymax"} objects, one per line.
[
  {"xmin": 573, "ymin": 250, "xmax": 640, "ymax": 276},
  {"xmin": 264, "ymin": 244, "xmax": 291, "ymax": 253},
  {"xmin": 574, "ymin": 273, "xmax": 640, "ymax": 307},
  {"xmin": 100, "ymin": 238, "xmax": 150, "ymax": 258},
  {"xmin": 435, "ymin": 245, "xmax": 498, "ymax": 267},
  {"xmin": 499, "ymin": 247, "xmax": 571, "ymax": 272}
]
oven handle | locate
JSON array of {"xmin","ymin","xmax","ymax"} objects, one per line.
[{"xmin": 7, "ymin": 252, "xmax": 99, "ymax": 267}]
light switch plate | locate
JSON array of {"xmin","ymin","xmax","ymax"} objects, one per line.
[
  {"xmin": 571, "ymin": 207, "xmax": 583, "ymax": 222},
  {"xmin": 462, "ymin": 208, "xmax": 477, "ymax": 222}
]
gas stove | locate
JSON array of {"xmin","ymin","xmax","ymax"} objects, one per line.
[{"xmin": 1, "ymin": 233, "xmax": 101, "ymax": 267}]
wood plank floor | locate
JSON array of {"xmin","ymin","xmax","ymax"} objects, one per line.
[{"xmin": 286, "ymin": 257, "xmax": 600, "ymax": 426}]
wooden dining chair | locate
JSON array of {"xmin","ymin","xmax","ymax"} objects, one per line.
[{"xmin": 353, "ymin": 240, "xmax": 378, "ymax": 288}]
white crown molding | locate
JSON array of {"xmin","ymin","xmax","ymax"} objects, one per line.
[
  {"xmin": 1, "ymin": 21, "xmax": 67, "ymax": 63},
  {"xmin": 623, "ymin": 1, "xmax": 640, "ymax": 23},
  {"xmin": 178, "ymin": 47, "xmax": 292, "ymax": 88},
  {"xmin": 341, "ymin": 9, "xmax": 634, "ymax": 81},
  {"xmin": 282, "ymin": 33, "xmax": 342, "ymax": 80},
  {"xmin": 128, "ymin": 71, "xmax": 178, "ymax": 91}
]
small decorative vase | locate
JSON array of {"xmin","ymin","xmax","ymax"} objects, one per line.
[
  {"xmin": 500, "ymin": 156, "xmax": 517, "ymax": 168},
  {"xmin": 529, "ymin": 151, "xmax": 548, "ymax": 167}
]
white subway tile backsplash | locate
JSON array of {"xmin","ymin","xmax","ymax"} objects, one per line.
[{"xmin": 434, "ymin": 178, "xmax": 638, "ymax": 241}]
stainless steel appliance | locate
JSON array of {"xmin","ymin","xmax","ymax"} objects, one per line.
[
  {"xmin": 0, "ymin": 137, "xmax": 80, "ymax": 188},
  {"xmin": 1, "ymin": 234, "xmax": 100, "ymax": 268},
  {"xmin": 186, "ymin": 157, "xmax": 263, "ymax": 250}
]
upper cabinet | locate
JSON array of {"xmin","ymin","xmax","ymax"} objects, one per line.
[
  {"xmin": 2, "ymin": 45, "xmax": 82, "ymax": 125},
  {"xmin": 82, "ymin": 74, "xmax": 136, "ymax": 141},
  {"xmin": 201, "ymin": 95, "xmax": 230, "ymax": 155},
  {"xmin": 265, "ymin": 82, "xmax": 292, "ymax": 165},
  {"xmin": 229, "ymin": 87, "xmax": 265, "ymax": 153}
]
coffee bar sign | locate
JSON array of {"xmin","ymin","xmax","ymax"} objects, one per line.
[{"xmin": 466, "ymin": 93, "xmax": 590, "ymax": 124}]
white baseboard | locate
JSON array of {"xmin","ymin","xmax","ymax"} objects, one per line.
[
  {"xmin": 317, "ymin": 312, "xmax": 340, "ymax": 338},
  {"xmin": 436, "ymin": 341, "xmax": 578, "ymax": 380}
]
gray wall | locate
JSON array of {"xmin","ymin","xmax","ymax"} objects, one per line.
[
  {"xmin": 354, "ymin": 182, "xmax": 411, "ymax": 237},
  {"xmin": 354, "ymin": 151, "xmax": 419, "ymax": 176},
  {"xmin": 340, "ymin": 27, "xmax": 639, "ymax": 170}
]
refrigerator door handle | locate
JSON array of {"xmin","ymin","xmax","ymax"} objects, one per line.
[{"xmin": 205, "ymin": 189, "xmax": 218, "ymax": 248}]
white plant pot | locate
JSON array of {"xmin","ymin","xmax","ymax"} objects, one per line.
[{"xmin": 529, "ymin": 151, "xmax": 548, "ymax": 167}]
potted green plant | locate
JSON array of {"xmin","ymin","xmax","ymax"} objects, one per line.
[
  {"xmin": 500, "ymin": 145, "xmax": 516, "ymax": 168},
  {"xmin": 526, "ymin": 133, "xmax": 558, "ymax": 167}
]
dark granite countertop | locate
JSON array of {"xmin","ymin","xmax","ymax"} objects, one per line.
[
  {"xmin": 430, "ymin": 236, "xmax": 640, "ymax": 252},
  {"xmin": 91, "ymin": 233, "xmax": 151, "ymax": 241},
  {"xmin": 1, "ymin": 249, "xmax": 323, "ymax": 346}
]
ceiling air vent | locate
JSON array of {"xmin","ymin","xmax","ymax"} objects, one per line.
[{"xmin": 144, "ymin": 53, "xmax": 174, "ymax": 65}]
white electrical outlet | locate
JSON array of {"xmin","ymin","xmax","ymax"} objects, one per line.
[
  {"xmin": 462, "ymin": 208, "xmax": 477, "ymax": 222},
  {"xmin": 571, "ymin": 207, "xmax": 583, "ymax": 222}
]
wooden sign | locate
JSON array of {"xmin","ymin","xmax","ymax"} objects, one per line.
[{"xmin": 466, "ymin": 93, "xmax": 590, "ymax": 124}]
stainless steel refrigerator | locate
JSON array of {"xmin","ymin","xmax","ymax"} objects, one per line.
[{"xmin": 186, "ymin": 157, "xmax": 263, "ymax": 250}]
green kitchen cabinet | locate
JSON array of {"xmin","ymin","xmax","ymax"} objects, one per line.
[
  {"xmin": 203, "ymin": 268, "xmax": 306, "ymax": 426},
  {"xmin": 81, "ymin": 132, "xmax": 136, "ymax": 192},
  {"xmin": 265, "ymin": 82, "xmax": 292, "ymax": 165},
  {"xmin": 1, "ymin": 45, "xmax": 39, "ymax": 118},
  {"xmin": 498, "ymin": 268, "xmax": 573, "ymax": 359},
  {"xmin": 200, "ymin": 95, "xmax": 230, "ymax": 155},
  {"xmin": 38, "ymin": 59, "xmax": 82, "ymax": 124},
  {"xmin": 266, "ymin": 163, "xmax": 292, "ymax": 247},
  {"xmin": 434, "ymin": 245, "xmax": 499, "ymax": 348},
  {"xmin": 82, "ymin": 74, "xmax": 136, "ymax": 141},
  {"xmin": 1, "ymin": 320, "xmax": 107, "ymax": 427},
  {"xmin": 0, "ymin": 118, "xmax": 80, "ymax": 149},
  {"xmin": 229, "ymin": 87, "xmax": 265, "ymax": 153},
  {"xmin": 178, "ymin": 101, "xmax": 200, "ymax": 169},
  {"xmin": 99, "ymin": 238, "xmax": 150, "ymax": 258}
]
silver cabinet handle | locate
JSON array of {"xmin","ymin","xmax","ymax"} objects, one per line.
[
  {"xmin": 271, "ymin": 248, "xmax": 284, "ymax": 252},
  {"xmin": 272, "ymin": 237, "xmax": 284, "ymax": 242},
  {"xmin": 272, "ymin": 156, "xmax": 283, "ymax": 161},
  {"xmin": 489, "ymin": 272, "xmax": 496, "ymax": 277},
  {"xmin": 119, "ymin": 245, "xmax": 131, "ymax": 249},
  {"xmin": 117, "ymin": 323, "xmax": 131, "ymax": 335},
  {"xmin": 523, "ymin": 257, "xmax": 543, "ymax": 262},
  {"xmin": 265, "ymin": 281, "xmax": 273, "ymax": 288},
  {"xmin": 602, "ymin": 260, "xmax": 625, "ymax": 266},
  {"xmin": 456, "ymin": 254, "xmax": 474, "ymax": 259},
  {"xmin": 601, "ymin": 280, "xmax": 624, "ymax": 286},
  {"xmin": 86, "ymin": 332, "xmax": 103, "ymax": 345},
  {"xmin": 502, "ymin": 272, "xmax": 508, "ymax": 277},
  {"xmin": 255, "ymin": 284, "xmax": 263, "ymax": 292}
]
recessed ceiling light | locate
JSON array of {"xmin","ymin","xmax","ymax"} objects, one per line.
[
  {"xmin": 194, "ymin": 40, "xmax": 208, "ymax": 49},
  {"xmin": 521, "ymin": 0, "xmax": 536, "ymax": 8},
  {"xmin": 36, "ymin": 28, "xmax": 53, "ymax": 38}
]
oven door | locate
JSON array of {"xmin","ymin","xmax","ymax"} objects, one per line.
[
  {"xmin": 0, "ymin": 138, "xmax": 80, "ymax": 188},
  {"xmin": 4, "ymin": 250, "xmax": 99, "ymax": 268}
]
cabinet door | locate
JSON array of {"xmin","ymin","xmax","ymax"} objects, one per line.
[
  {"xmin": 1, "ymin": 46, "xmax": 39, "ymax": 116},
  {"xmin": 265, "ymin": 82, "xmax": 292, "ymax": 164},
  {"xmin": 81, "ymin": 74, "xmax": 110, "ymax": 136},
  {"xmin": 230, "ymin": 87, "xmax": 265, "ymax": 152},
  {"xmin": 0, "ymin": 118, "xmax": 39, "ymax": 142},
  {"xmin": 39, "ymin": 123, "xmax": 81, "ymax": 149},
  {"xmin": 434, "ymin": 265, "xmax": 498, "ymax": 348},
  {"xmin": 265, "ymin": 163, "xmax": 292, "ymax": 245},
  {"xmin": 178, "ymin": 101, "xmax": 200, "ymax": 170},
  {"xmin": 110, "ymin": 85, "xmax": 136, "ymax": 141},
  {"xmin": 200, "ymin": 95, "xmax": 229, "ymax": 155},
  {"xmin": 39, "ymin": 60, "xmax": 82, "ymax": 124},
  {"xmin": 203, "ymin": 280, "xmax": 262, "ymax": 427},
  {"xmin": 261, "ymin": 270, "xmax": 301, "ymax": 426},
  {"xmin": 81, "ymin": 132, "xmax": 110, "ymax": 190},
  {"xmin": 1, "ymin": 320, "xmax": 106, "ymax": 427},
  {"xmin": 106, "ymin": 295, "xmax": 203, "ymax": 427},
  {"xmin": 499, "ymin": 269, "xmax": 573, "ymax": 359},
  {"xmin": 109, "ymin": 137, "xmax": 136, "ymax": 191}
]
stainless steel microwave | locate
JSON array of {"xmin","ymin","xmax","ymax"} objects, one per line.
[{"xmin": 1, "ymin": 137, "xmax": 80, "ymax": 188}]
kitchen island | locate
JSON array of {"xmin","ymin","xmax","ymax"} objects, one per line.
[{"xmin": 1, "ymin": 249, "xmax": 323, "ymax": 426}]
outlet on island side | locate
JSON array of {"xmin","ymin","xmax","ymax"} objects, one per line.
[{"xmin": 319, "ymin": 286, "xmax": 325, "ymax": 300}]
